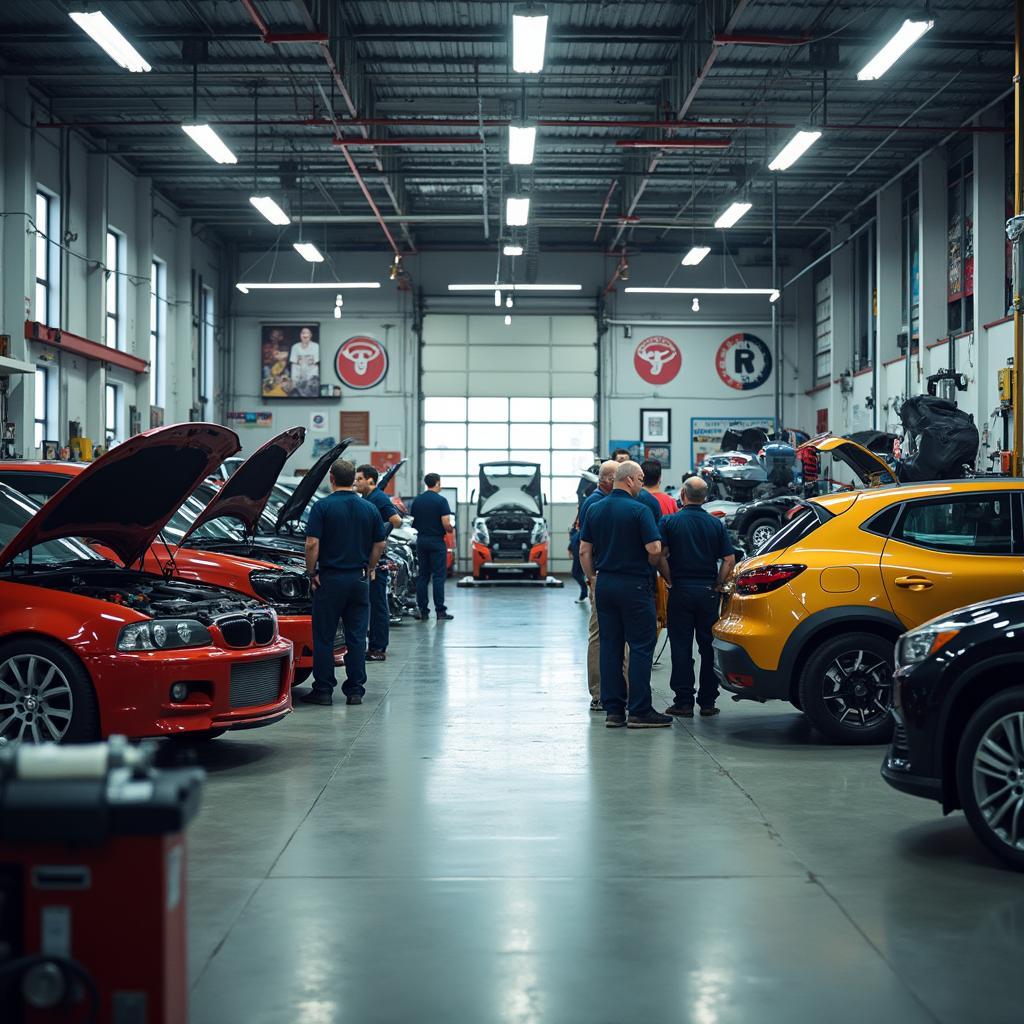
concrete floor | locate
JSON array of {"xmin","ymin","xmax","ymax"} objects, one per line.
[{"xmin": 187, "ymin": 588, "xmax": 1023, "ymax": 1024}]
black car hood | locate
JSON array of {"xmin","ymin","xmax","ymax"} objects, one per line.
[
  {"xmin": 376, "ymin": 458, "xmax": 406, "ymax": 495},
  {"xmin": 274, "ymin": 437, "xmax": 354, "ymax": 532},
  {"xmin": 478, "ymin": 462, "xmax": 543, "ymax": 517}
]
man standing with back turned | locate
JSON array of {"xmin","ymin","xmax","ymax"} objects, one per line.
[
  {"xmin": 302, "ymin": 459, "xmax": 388, "ymax": 707},
  {"xmin": 411, "ymin": 472, "xmax": 454, "ymax": 620},
  {"xmin": 355, "ymin": 464, "xmax": 403, "ymax": 661},
  {"xmin": 579, "ymin": 461, "xmax": 672, "ymax": 729}
]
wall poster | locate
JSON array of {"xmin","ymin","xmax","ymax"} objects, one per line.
[
  {"xmin": 690, "ymin": 416, "xmax": 775, "ymax": 472},
  {"xmin": 339, "ymin": 410, "xmax": 370, "ymax": 445},
  {"xmin": 261, "ymin": 324, "xmax": 320, "ymax": 399}
]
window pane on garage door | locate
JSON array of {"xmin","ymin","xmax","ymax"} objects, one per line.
[
  {"xmin": 510, "ymin": 397, "xmax": 551, "ymax": 422},
  {"xmin": 423, "ymin": 449, "xmax": 467, "ymax": 476},
  {"xmin": 423, "ymin": 396, "xmax": 466, "ymax": 421},
  {"xmin": 424, "ymin": 423, "xmax": 467, "ymax": 449},
  {"xmin": 468, "ymin": 397, "xmax": 509, "ymax": 421}
]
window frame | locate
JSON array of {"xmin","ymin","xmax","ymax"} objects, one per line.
[
  {"xmin": 199, "ymin": 285, "xmax": 215, "ymax": 412},
  {"xmin": 104, "ymin": 381, "xmax": 123, "ymax": 447},
  {"xmin": 105, "ymin": 228, "xmax": 125, "ymax": 349},
  {"xmin": 150, "ymin": 258, "xmax": 166, "ymax": 407},
  {"xmin": 886, "ymin": 492, "xmax": 1019, "ymax": 556},
  {"xmin": 33, "ymin": 366, "xmax": 49, "ymax": 450}
]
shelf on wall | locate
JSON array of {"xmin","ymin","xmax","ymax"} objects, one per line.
[{"xmin": 0, "ymin": 354, "xmax": 35, "ymax": 375}]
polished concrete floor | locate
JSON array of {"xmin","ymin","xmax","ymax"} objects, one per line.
[{"xmin": 187, "ymin": 588, "xmax": 1023, "ymax": 1024}]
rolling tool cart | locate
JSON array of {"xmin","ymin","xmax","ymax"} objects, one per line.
[{"xmin": 0, "ymin": 737, "xmax": 204, "ymax": 1024}]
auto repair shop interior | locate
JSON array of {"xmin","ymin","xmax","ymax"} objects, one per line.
[{"xmin": 0, "ymin": 2, "xmax": 1023, "ymax": 1022}]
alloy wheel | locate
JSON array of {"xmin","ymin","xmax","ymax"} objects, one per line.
[
  {"xmin": 0, "ymin": 654, "xmax": 75, "ymax": 743},
  {"xmin": 971, "ymin": 712, "xmax": 1024, "ymax": 853},
  {"xmin": 750, "ymin": 524, "xmax": 776, "ymax": 549},
  {"xmin": 820, "ymin": 649, "xmax": 891, "ymax": 729}
]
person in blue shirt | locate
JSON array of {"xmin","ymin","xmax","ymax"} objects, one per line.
[
  {"xmin": 580, "ymin": 461, "xmax": 672, "ymax": 729},
  {"xmin": 303, "ymin": 459, "xmax": 388, "ymax": 707},
  {"xmin": 355, "ymin": 464, "xmax": 403, "ymax": 661},
  {"xmin": 410, "ymin": 472, "xmax": 454, "ymax": 620},
  {"xmin": 657, "ymin": 475, "xmax": 736, "ymax": 717}
]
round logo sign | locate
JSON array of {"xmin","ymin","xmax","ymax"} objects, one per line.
[
  {"xmin": 633, "ymin": 335, "xmax": 681, "ymax": 385},
  {"xmin": 334, "ymin": 336, "xmax": 388, "ymax": 389},
  {"xmin": 715, "ymin": 333, "xmax": 772, "ymax": 391}
]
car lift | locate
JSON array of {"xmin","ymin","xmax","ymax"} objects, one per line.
[{"xmin": 457, "ymin": 574, "xmax": 564, "ymax": 588}]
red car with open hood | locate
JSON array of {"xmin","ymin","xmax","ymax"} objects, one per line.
[{"xmin": 0, "ymin": 423, "xmax": 293, "ymax": 743}]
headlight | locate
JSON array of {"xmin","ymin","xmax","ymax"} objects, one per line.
[
  {"xmin": 895, "ymin": 623, "xmax": 962, "ymax": 668},
  {"xmin": 473, "ymin": 519, "xmax": 489, "ymax": 545},
  {"xmin": 531, "ymin": 521, "xmax": 548, "ymax": 545},
  {"xmin": 117, "ymin": 619, "xmax": 212, "ymax": 651},
  {"xmin": 249, "ymin": 569, "xmax": 310, "ymax": 603}
]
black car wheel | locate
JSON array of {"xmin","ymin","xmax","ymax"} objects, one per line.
[
  {"xmin": 798, "ymin": 633, "xmax": 894, "ymax": 744},
  {"xmin": 956, "ymin": 687, "xmax": 1024, "ymax": 871},
  {"xmin": 0, "ymin": 638, "xmax": 100, "ymax": 744},
  {"xmin": 745, "ymin": 516, "xmax": 779, "ymax": 552}
]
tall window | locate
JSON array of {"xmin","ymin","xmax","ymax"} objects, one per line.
[
  {"xmin": 814, "ymin": 275, "xmax": 832, "ymax": 384},
  {"xmin": 34, "ymin": 367, "xmax": 49, "ymax": 449},
  {"xmin": 105, "ymin": 382, "xmax": 122, "ymax": 447},
  {"xmin": 105, "ymin": 229, "xmax": 124, "ymax": 348},
  {"xmin": 35, "ymin": 190, "xmax": 59, "ymax": 325},
  {"xmin": 422, "ymin": 397, "xmax": 597, "ymax": 503},
  {"xmin": 200, "ymin": 285, "xmax": 215, "ymax": 412},
  {"xmin": 150, "ymin": 259, "xmax": 166, "ymax": 406}
]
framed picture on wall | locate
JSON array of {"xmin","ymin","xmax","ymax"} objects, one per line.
[
  {"xmin": 261, "ymin": 324, "xmax": 321, "ymax": 399},
  {"xmin": 640, "ymin": 408, "xmax": 671, "ymax": 444},
  {"xmin": 644, "ymin": 444, "xmax": 670, "ymax": 468}
]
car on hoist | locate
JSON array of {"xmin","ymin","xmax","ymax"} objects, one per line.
[{"xmin": 471, "ymin": 462, "xmax": 550, "ymax": 580}]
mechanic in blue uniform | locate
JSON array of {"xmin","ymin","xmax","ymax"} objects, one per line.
[
  {"xmin": 580, "ymin": 460, "xmax": 618, "ymax": 709},
  {"xmin": 579, "ymin": 461, "xmax": 672, "ymax": 729},
  {"xmin": 355, "ymin": 464, "xmax": 403, "ymax": 661},
  {"xmin": 302, "ymin": 459, "xmax": 388, "ymax": 707},
  {"xmin": 410, "ymin": 472, "xmax": 454, "ymax": 620},
  {"xmin": 657, "ymin": 475, "xmax": 736, "ymax": 718}
]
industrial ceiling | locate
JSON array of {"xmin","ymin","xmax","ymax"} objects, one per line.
[{"xmin": 0, "ymin": 1, "xmax": 1014, "ymax": 258}]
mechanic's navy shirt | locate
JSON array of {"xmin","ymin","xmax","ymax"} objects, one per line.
[
  {"xmin": 306, "ymin": 490, "xmax": 387, "ymax": 572},
  {"xmin": 410, "ymin": 489, "xmax": 452, "ymax": 538},
  {"xmin": 580, "ymin": 489, "xmax": 660, "ymax": 577},
  {"xmin": 636, "ymin": 487, "xmax": 663, "ymax": 521},
  {"xmin": 578, "ymin": 488, "xmax": 607, "ymax": 530},
  {"xmin": 364, "ymin": 485, "xmax": 399, "ymax": 523},
  {"xmin": 659, "ymin": 505, "xmax": 735, "ymax": 583}
]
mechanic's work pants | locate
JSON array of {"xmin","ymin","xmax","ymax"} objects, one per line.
[
  {"xmin": 587, "ymin": 578, "xmax": 628, "ymax": 700},
  {"xmin": 595, "ymin": 573, "xmax": 656, "ymax": 717},
  {"xmin": 416, "ymin": 537, "xmax": 448, "ymax": 613},
  {"xmin": 312, "ymin": 570, "xmax": 369, "ymax": 697},
  {"xmin": 368, "ymin": 567, "xmax": 390, "ymax": 652},
  {"xmin": 666, "ymin": 583, "xmax": 721, "ymax": 709}
]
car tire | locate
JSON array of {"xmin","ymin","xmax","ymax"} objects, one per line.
[
  {"xmin": 744, "ymin": 516, "xmax": 779, "ymax": 552},
  {"xmin": 292, "ymin": 667, "xmax": 312, "ymax": 686},
  {"xmin": 955, "ymin": 686, "xmax": 1024, "ymax": 872},
  {"xmin": 0, "ymin": 638, "xmax": 100, "ymax": 744},
  {"xmin": 798, "ymin": 632, "xmax": 894, "ymax": 745}
]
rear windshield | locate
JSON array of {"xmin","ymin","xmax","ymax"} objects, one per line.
[{"xmin": 756, "ymin": 505, "xmax": 831, "ymax": 555}]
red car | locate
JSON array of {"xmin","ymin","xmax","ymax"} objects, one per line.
[
  {"xmin": 0, "ymin": 423, "xmax": 293, "ymax": 743},
  {"xmin": 0, "ymin": 429, "xmax": 346, "ymax": 686}
]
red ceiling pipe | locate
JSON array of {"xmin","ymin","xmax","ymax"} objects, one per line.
[
  {"xmin": 593, "ymin": 179, "xmax": 619, "ymax": 243},
  {"xmin": 239, "ymin": 0, "xmax": 327, "ymax": 43},
  {"xmin": 335, "ymin": 143, "xmax": 402, "ymax": 254},
  {"xmin": 615, "ymin": 139, "xmax": 732, "ymax": 149},
  {"xmin": 332, "ymin": 137, "xmax": 481, "ymax": 147}
]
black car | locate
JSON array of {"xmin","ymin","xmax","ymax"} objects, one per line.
[
  {"xmin": 882, "ymin": 592, "xmax": 1024, "ymax": 871},
  {"xmin": 725, "ymin": 493, "xmax": 802, "ymax": 552}
]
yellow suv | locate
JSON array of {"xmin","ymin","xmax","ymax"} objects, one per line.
[{"xmin": 712, "ymin": 438, "xmax": 1023, "ymax": 744}]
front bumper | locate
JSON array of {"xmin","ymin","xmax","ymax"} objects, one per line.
[
  {"xmin": 83, "ymin": 637, "xmax": 294, "ymax": 738},
  {"xmin": 278, "ymin": 613, "xmax": 346, "ymax": 670},
  {"xmin": 880, "ymin": 667, "xmax": 945, "ymax": 805},
  {"xmin": 712, "ymin": 637, "xmax": 789, "ymax": 700},
  {"xmin": 472, "ymin": 541, "xmax": 547, "ymax": 576}
]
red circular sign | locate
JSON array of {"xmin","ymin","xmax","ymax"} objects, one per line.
[
  {"xmin": 633, "ymin": 335, "xmax": 681, "ymax": 385},
  {"xmin": 334, "ymin": 336, "xmax": 388, "ymax": 389}
]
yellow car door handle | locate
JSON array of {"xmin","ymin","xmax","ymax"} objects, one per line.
[{"xmin": 894, "ymin": 576, "xmax": 934, "ymax": 591}]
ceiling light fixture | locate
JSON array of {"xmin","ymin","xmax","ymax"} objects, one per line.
[
  {"xmin": 182, "ymin": 123, "xmax": 238, "ymax": 164},
  {"xmin": 69, "ymin": 11, "xmax": 151, "ymax": 72},
  {"xmin": 506, "ymin": 196, "xmax": 531, "ymax": 227},
  {"xmin": 503, "ymin": 243, "xmax": 524, "ymax": 257},
  {"xmin": 293, "ymin": 241, "xmax": 324, "ymax": 263},
  {"xmin": 691, "ymin": 297, "xmax": 700, "ymax": 312},
  {"xmin": 249, "ymin": 195, "xmax": 290, "ymax": 226},
  {"xmin": 714, "ymin": 201, "xmax": 752, "ymax": 229},
  {"xmin": 770, "ymin": 289, "xmax": 781, "ymax": 303},
  {"xmin": 768, "ymin": 130, "xmax": 822, "ymax": 171},
  {"xmin": 390, "ymin": 254, "xmax": 402, "ymax": 280},
  {"xmin": 625, "ymin": 286, "xmax": 779, "ymax": 297},
  {"xmin": 512, "ymin": 4, "xmax": 548, "ymax": 74},
  {"xmin": 333, "ymin": 306, "xmax": 342, "ymax": 319},
  {"xmin": 448, "ymin": 283, "xmax": 582, "ymax": 292},
  {"xmin": 336, "ymin": 293, "xmax": 344, "ymax": 308},
  {"xmin": 494, "ymin": 288, "xmax": 502, "ymax": 307},
  {"xmin": 504, "ymin": 313, "xmax": 513, "ymax": 326},
  {"xmin": 681, "ymin": 245, "xmax": 711, "ymax": 266},
  {"xmin": 508, "ymin": 124, "xmax": 537, "ymax": 165},
  {"xmin": 857, "ymin": 19, "xmax": 935, "ymax": 81},
  {"xmin": 506, "ymin": 295, "xmax": 514, "ymax": 309},
  {"xmin": 234, "ymin": 282, "xmax": 381, "ymax": 292}
]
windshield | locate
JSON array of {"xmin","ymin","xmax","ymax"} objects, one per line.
[
  {"xmin": 0, "ymin": 488, "xmax": 104, "ymax": 566},
  {"xmin": 163, "ymin": 488, "xmax": 247, "ymax": 544}
]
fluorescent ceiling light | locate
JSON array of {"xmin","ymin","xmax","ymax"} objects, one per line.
[
  {"xmin": 182, "ymin": 123, "xmax": 238, "ymax": 164},
  {"xmin": 504, "ymin": 314, "xmax": 513, "ymax": 326},
  {"xmin": 508, "ymin": 124, "xmax": 537, "ymax": 165},
  {"xmin": 69, "ymin": 11, "xmax": 151, "ymax": 73},
  {"xmin": 768, "ymin": 130, "xmax": 822, "ymax": 171},
  {"xmin": 770, "ymin": 289, "xmax": 781, "ymax": 303},
  {"xmin": 249, "ymin": 195, "xmax": 291, "ymax": 226},
  {"xmin": 512, "ymin": 4, "xmax": 548, "ymax": 74},
  {"xmin": 235, "ymin": 282, "xmax": 381, "ymax": 291},
  {"xmin": 625, "ymin": 287, "xmax": 779, "ymax": 297},
  {"xmin": 681, "ymin": 245, "xmax": 711, "ymax": 266},
  {"xmin": 448, "ymin": 283, "xmax": 582, "ymax": 292},
  {"xmin": 714, "ymin": 201, "xmax": 752, "ymax": 229},
  {"xmin": 494, "ymin": 288, "xmax": 502, "ymax": 307},
  {"xmin": 506, "ymin": 196, "xmax": 531, "ymax": 227},
  {"xmin": 503, "ymin": 244, "xmax": 524, "ymax": 256},
  {"xmin": 857, "ymin": 19, "xmax": 934, "ymax": 81},
  {"xmin": 293, "ymin": 241, "xmax": 324, "ymax": 263}
]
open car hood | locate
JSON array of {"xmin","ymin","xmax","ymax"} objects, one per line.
[
  {"xmin": 376, "ymin": 458, "xmax": 406, "ymax": 495},
  {"xmin": 180, "ymin": 427, "xmax": 305, "ymax": 545},
  {"xmin": 799, "ymin": 434, "xmax": 897, "ymax": 487},
  {"xmin": 0, "ymin": 422, "xmax": 240, "ymax": 570},
  {"xmin": 274, "ymin": 437, "xmax": 354, "ymax": 532},
  {"xmin": 478, "ymin": 462, "xmax": 543, "ymax": 517}
]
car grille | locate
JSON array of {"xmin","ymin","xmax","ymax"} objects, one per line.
[
  {"xmin": 891, "ymin": 718, "xmax": 910, "ymax": 758},
  {"xmin": 492, "ymin": 530, "xmax": 531, "ymax": 555},
  {"xmin": 229, "ymin": 657, "xmax": 284, "ymax": 708},
  {"xmin": 252, "ymin": 612, "xmax": 275, "ymax": 646},
  {"xmin": 219, "ymin": 616, "xmax": 254, "ymax": 649}
]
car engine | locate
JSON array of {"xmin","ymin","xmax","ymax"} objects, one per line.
[{"xmin": 483, "ymin": 510, "xmax": 540, "ymax": 558}]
